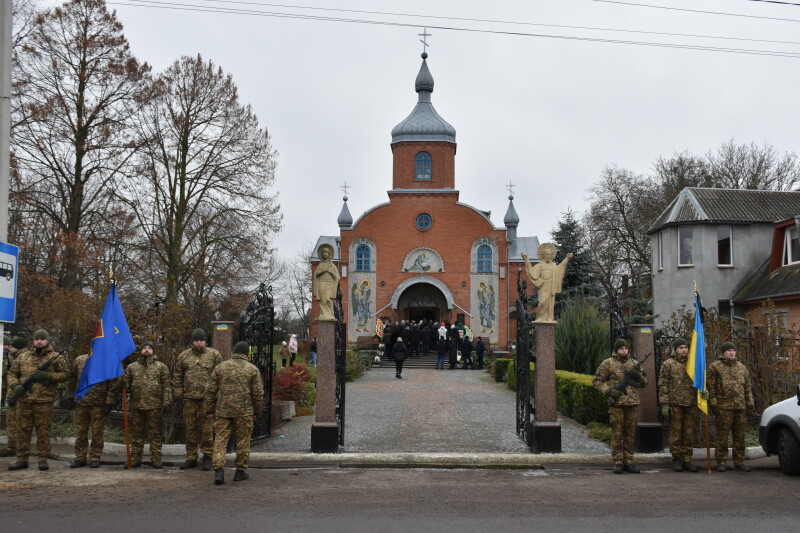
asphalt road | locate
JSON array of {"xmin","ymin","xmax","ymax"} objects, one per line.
[{"xmin": 1, "ymin": 456, "xmax": 796, "ymax": 532}]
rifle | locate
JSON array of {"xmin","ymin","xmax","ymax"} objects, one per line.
[
  {"xmin": 607, "ymin": 352, "xmax": 652, "ymax": 406},
  {"xmin": 7, "ymin": 349, "xmax": 67, "ymax": 407}
]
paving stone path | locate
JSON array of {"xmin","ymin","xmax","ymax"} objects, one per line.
[{"xmin": 252, "ymin": 365, "xmax": 610, "ymax": 455}]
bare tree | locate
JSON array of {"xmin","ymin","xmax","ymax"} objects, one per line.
[
  {"xmin": 708, "ymin": 139, "xmax": 800, "ymax": 191},
  {"xmin": 122, "ymin": 54, "xmax": 281, "ymax": 317},
  {"xmin": 12, "ymin": 0, "xmax": 149, "ymax": 290},
  {"xmin": 283, "ymin": 243, "xmax": 313, "ymax": 337}
]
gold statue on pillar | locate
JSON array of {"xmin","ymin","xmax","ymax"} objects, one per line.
[
  {"xmin": 314, "ymin": 244, "xmax": 340, "ymax": 321},
  {"xmin": 522, "ymin": 243, "xmax": 572, "ymax": 323}
]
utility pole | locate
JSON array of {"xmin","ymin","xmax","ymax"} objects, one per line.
[{"xmin": 0, "ymin": 0, "xmax": 13, "ymax": 396}]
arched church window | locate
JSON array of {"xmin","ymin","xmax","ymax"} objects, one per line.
[
  {"xmin": 355, "ymin": 244, "xmax": 371, "ymax": 271},
  {"xmin": 477, "ymin": 244, "xmax": 492, "ymax": 273},
  {"xmin": 415, "ymin": 152, "xmax": 432, "ymax": 180}
]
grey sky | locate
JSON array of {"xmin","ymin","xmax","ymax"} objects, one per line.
[{"xmin": 61, "ymin": 0, "xmax": 800, "ymax": 260}]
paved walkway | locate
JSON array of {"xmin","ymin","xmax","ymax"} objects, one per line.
[{"xmin": 251, "ymin": 365, "xmax": 610, "ymax": 455}]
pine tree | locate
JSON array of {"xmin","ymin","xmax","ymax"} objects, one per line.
[{"xmin": 550, "ymin": 209, "xmax": 600, "ymax": 317}]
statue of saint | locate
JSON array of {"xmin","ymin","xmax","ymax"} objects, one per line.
[
  {"xmin": 314, "ymin": 244, "xmax": 340, "ymax": 321},
  {"xmin": 522, "ymin": 243, "xmax": 572, "ymax": 323}
]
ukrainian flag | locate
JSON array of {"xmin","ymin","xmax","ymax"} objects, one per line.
[
  {"xmin": 75, "ymin": 283, "xmax": 136, "ymax": 399},
  {"xmin": 687, "ymin": 292, "xmax": 708, "ymax": 414}
]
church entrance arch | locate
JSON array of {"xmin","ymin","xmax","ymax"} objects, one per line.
[{"xmin": 390, "ymin": 276, "xmax": 453, "ymax": 322}]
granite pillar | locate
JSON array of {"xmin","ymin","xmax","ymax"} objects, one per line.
[
  {"xmin": 632, "ymin": 324, "xmax": 661, "ymax": 452},
  {"xmin": 311, "ymin": 320, "xmax": 339, "ymax": 453},
  {"xmin": 212, "ymin": 321, "xmax": 234, "ymax": 361},
  {"xmin": 533, "ymin": 322, "xmax": 561, "ymax": 453}
]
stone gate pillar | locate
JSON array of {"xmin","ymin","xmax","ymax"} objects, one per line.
[
  {"xmin": 311, "ymin": 319, "xmax": 339, "ymax": 452},
  {"xmin": 533, "ymin": 322, "xmax": 561, "ymax": 453},
  {"xmin": 212, "ymin": 321, "xmax": 234, "ymax": 360},
  {"xmin": 632, "ymin": 324, "xmax": 661, "ymax": 452}
]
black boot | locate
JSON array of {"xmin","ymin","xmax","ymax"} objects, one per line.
[
  {"xmin": 202, "ymin": 455, "xmax": 212, "ymax": 471},
  {"xmin": 233, "ymin": 469, "xmax": 249, "ymax": 481},
  {"xmin": 682, "ymin": 462, "xmax": 699, "ymax": 472},
  {"xmin": 0, "ymin": 448, "xmax": 15, "ymax": 457},
  {"xmin": 8, "ymin": 460, "xmax": 29, "ymax": 471},
  {"xmin": 38, "ymin": 461, "xmax": 49, "ymax": 471},
  {"xmin": 622, "ymin": 464, "xmax": 640, "ymax": 474},
  {"xmin": 70, "ymin": 459, "xmax": 87, "ymax": 468},
  {"xmin": 90, "ymin": 460, "xmax": 101, "ymax": 468},
  {"xmin": 214, "ymin": 468, "xmax": 225, "ymax": 485},
  {"xmin": 180, "ymin": 459, "xmax": 198, "ymax": 470},
  {"xmin": 613, "ymin": 464, "xmax": 623, "ymax": 474},
  {"xmin": 672, "ymin": 459, "xmax": 683, "ymax": 472}
]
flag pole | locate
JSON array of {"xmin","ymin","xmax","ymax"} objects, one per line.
[
  {"xmin": 109, "ymin": 265, "xmax": 131, "ymax": 469},
  {"xmin": 704, "ymin": 410, "xmax": 712, "ymax": 473},
  {"xmin": 693, "ymin": 282, "xmax": 712, "ymax": 473}
]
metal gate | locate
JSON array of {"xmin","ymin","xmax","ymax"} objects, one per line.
[
  {"xmin": 334, "ymin": 285, "xmax": 346, "ymax": 445},
  {"xmin": 515, "ymin": 269, "xmax": 533, "ymax": 450},
  {"xmin": 239, "ymin": 283, "xmax": 275, "ymax": 440}
]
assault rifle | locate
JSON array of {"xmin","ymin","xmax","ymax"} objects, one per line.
[
  {"xmin": 7, "ymin": 349, "xmax": 67, "ymax": 407},
  {"xmin": 607, "ymin": 352, "xmax": 651, "ymax": 406}
]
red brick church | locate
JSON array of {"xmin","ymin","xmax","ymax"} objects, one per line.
[{"xmin": 311, "ymin": 52, "xmax": 540, "ymax": 349}]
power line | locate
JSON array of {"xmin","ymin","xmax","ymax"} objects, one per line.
[
  {"xmin": 593, "ymin": 0, "xmax": 800, "ymax": 23},
  {"xmin": 107, "ymin": 0, "xmax": 800, "ymax": 59},
  {"xmin": 174, "ymin": 0, "xmax": 800, "ymax": 47},
  {"xmin": 748, "ymin": 0, "xmax": 800, "ymax": 6}
]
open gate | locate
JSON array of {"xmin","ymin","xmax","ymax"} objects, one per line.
[
  {"xmin": 239, "ymin": 283, "xmax": 276, "ymax": 440},
  {"xmin": 515, "ymin": 269, "xmax": 533, "ymax": 450}
]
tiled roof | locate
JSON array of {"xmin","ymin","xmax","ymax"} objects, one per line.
[
  {"xmin": 732, "ymin": 259, "xmax": 800, "ymax": 304},
  {"xmin": 648, "ymin": 188, "xmax": 800, "ymax": 233}
]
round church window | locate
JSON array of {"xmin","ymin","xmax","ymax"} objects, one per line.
[{"xmin": 415, "ymin": 213, "xmax": 433, "ymax": 231}]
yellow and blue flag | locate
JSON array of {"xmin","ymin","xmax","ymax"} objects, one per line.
[
  {"xmin": 75, "ymin": 283, "xmax": 136, "ymax": 399},
  {"xmin": 686, "ymin": 292, "xmax": 708, "ymax": 414}
]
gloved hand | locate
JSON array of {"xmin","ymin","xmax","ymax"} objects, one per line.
[
  {"xmin": 660, "ymin": 405, "xmax": 671, "ymax": 421},
  {"xmin": 103, "ymin": 404, "xmax": 113, "ymax": 416},
  {"xmin": 701, "ymin": 391, "xmax": 709, "ymax": 400},
  {"xmin": 607, "ymin": 389, "xmax": 622, "ymax": 400},
  {"xmin": 625, "ymin": 367, "xmax": 644, "ymax": 382},
  {"xmin": 13, "ymin": 384, "xmax": 26, "ymax": 397},
  {"xmin": 31, "ymin": 370, "xmax": 53, "ymax": 382},
  {"xmin": 63, "ymin": 397, "xmax": 76, "ymax": 409}
]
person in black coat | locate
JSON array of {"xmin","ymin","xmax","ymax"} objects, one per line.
[
  {"xmin": 475, "ymin": 337, "xmax": 486, "ymax": 370},
  {"xmin": 435, "ymin": 337, "xmax": 448, "ymax": 370},
  {"xmin": 392, "ymin": 337, "xmax": 407, "ymax": 379},
  {"xmin": 460, "ymin": 337, "xmax": 474, "ymax": 369}
]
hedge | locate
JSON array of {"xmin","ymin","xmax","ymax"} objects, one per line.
[
  {"xmin": 502, "ymin": 361, "xmax": 609, "ymax": 425},
  {"xmin": 494, "ymin": 357, "xmax": 512, "ymax": 382}
]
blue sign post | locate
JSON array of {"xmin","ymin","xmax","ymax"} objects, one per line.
[{"xmin": 0, "ymin": 241, "xmax": 19, "ymax": 323}]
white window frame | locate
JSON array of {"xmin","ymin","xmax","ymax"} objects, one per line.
[
  {"xmin": 657, "ymin": 232, "xmax": 664, "ymax": 271},
  {"xmin": 784, "ymin": 227, "xmax": 800, "ymax": 265},
  {"xmin": 678, "ymin": 226, "xmax": 693, "ymax": 266},
  {"xmin": 717, "ymin": 225, "xmax": 733, "ymax": 267}
]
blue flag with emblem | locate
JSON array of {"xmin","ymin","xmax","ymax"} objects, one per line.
[
  {"xmin": 687, "ymin": 291, "xmax": 708, "ymax": 414},
  {"xmin": 75, "ymin": 283, "xmax": 136, "ymax": 399}
]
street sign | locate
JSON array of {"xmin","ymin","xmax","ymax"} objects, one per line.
[{"xmin": 0, "ymin": 241, "xmax": 19, "ymax": 323}]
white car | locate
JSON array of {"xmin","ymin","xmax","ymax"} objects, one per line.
[{"xmin": 759, "ymin": 385, "xmax": 800, "ymax": 476}]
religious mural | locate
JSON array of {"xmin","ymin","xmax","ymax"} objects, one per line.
[
  {"xmin": 402, "ymin": 248, "xmax": 444, "ymax": 272},
  {"xmin": 351, "ymin": 278, "xmax": 372, "ymax": 332}
]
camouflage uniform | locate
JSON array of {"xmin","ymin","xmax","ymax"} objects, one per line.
[
  {"xmin": 125, "ymin": 355, "xmax": 172, "ymax": 464},
  {"xmin": 206, "ymin": 353, "xmax": 265, "ymax": 471},
  {"xmin": 173, "ymin": 346, "xmax": 221, "ymax": 461},
  {"xmin": 658, "ymin": 351, "xmax": 699, "ymax": 463},
  {"xmin": 707, "ymin": 356, "xmax": 753, "ymax": 468},
  {"xmin": 70, "ymin": 354, "xmax": 117, "ymax": 464},
  {"xmin": 7, "ymin": 345, "xmax": 69, "ymax": 465},
  {"xmin": 2, "ymin": 348, "xmax": 20, "ymax": 455},
  {"xmin": 594, "ymin": 352, "xmax": 648, "ymax": 466}
]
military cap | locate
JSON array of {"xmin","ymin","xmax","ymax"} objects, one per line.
[
  {"xmin": 613, "ymin": 338, "xmax": 629, "ymax": 351},
  {"xmin": 191, "ymin": 328, "xmax": 207, "ymax": 341},
  {"xmin": 673, "ymin": 338, "xmax": 689, "ymax": 350},
  {"xmin": 33, "ymin": 329, "xmax": 49, "ymax": 341},
  {"xmin": 233, "ymin": 341, "xmax": 250, "ymax": 355},
  {"xmin": 12, "ymin": 336, "xmax": 27, "ymax": 350},
  {"xmin": 720, "ymin": 341, "xmax": 736, "ymax": 352},
  {"xmin": 3, "ymin": 335, "xmax": 10, "ymax": 345},
  {"xmin": 141, "ymin": 341, "xmax": 155, "ymax": 350}
]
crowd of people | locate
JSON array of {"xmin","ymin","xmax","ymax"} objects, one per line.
[{"xmin": 378, "ymin": 319, "xmax": 486, "ymax": 379}]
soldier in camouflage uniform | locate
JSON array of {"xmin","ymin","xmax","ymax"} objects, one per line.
[
  {"xmin": 658, "ymin": 337, "xmax": 699, "ymax": 472},
  {"xmin": 707, "ymin": 341, "xmax": 754, "ymax": 472},
  {"xmin": 1, "ymin": 336, "xmax": 27, "ymax": 458},
  {"xmin": 206, "ymin": 341, "xmax": 264, "ymax": 485},
  {"xmin": 6, "ymin": 330, "xmax": 69, "ymax": 471},
  {"xmin": 594, "ymin": 338, "xmax": 648, "ymax": 474},
  {"xmin": 125, "ymin": 342, "xmax": 172, "ymax": 468},
  {"xmin": 69, "ymin": 353, "xmax": 118, "ymax": 468},
  {"xmin": 173, "ymin": 328, "xmax": 221, "ymax": 471}
]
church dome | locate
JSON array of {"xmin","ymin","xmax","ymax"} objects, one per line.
[{"xmin": 391, "ymin": 53, "xmax": 456, "ymax": 144}]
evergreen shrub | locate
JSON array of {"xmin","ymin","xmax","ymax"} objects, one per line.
[
  {"xmin": 494, "ymin": 357, "xmax": 512, "ymax": 382},
  {"xmin": 555, "ymin": 294, "xmax": 609, "ymax": 374}
]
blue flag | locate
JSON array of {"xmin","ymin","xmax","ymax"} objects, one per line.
[
  {"xmin": 75, "ymin": 283, "xmax": 136, "ymax": 399},
  {"xmin": 687, "ymin": 292, "xmax": 707, "ymax": 414}
]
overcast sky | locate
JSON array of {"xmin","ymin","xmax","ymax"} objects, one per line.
[{"xmin": 83, "ymin": 0, "xmax": 800, "ymax": 261}]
